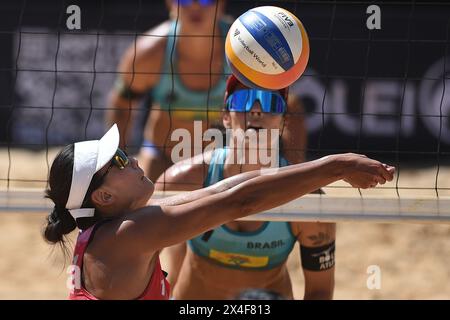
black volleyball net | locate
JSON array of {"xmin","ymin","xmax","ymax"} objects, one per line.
[{"xmin": 0, "ymin": 0, "xmax": 449, "ymax": 222}]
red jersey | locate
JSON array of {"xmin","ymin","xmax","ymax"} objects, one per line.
[{"xmin": 68, "ymin": 223, "xmax": 170, "ymax": 300}]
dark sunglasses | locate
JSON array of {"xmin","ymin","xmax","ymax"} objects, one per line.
[
  {"xmin": 225, "ymin": 89, "xmax": 287, "ymax": 114},
  {"xmin": 82, "ymin": 148, "xmax": 129, "ymax": 208},
  {"xmin": 174, "ymin": 0, "xmax": 215, "ymax": 6},
  {"xmin": 99, "ymin": 148, "xmax": 130, "ymax": 181}
]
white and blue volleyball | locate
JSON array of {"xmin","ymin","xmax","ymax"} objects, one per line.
[{"xmin": 225, "ymin": 6, "xmax": 310, "ymax": 90}]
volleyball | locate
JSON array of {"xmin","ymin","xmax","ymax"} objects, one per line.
[{"xmin": 225, "ymin": 6, "xmax": 310, "ymax": 90}]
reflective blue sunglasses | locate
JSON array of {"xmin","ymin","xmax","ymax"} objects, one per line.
[
  {"xmin": 174, "ymin": 0, "xmax": 215, "ymax": 6},
  {"xmin": 225, "ymin": 89, "xmax": 287, "ymax": 114}
]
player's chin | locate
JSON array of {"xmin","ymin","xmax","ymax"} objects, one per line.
[
  {"xmin": 144, "ymin": 178, "xmax": 155, "ymax": 196},
  {"xmin": 192, "ymin": 16, "xmax": 215, "ymax": 30},
  {"xmin": 139, "ymin": 174, "xmax": 154, "ymax": 189},
  {"xmin": 188, "ymin": 14, "xmax": 206, "ymax": 26}
]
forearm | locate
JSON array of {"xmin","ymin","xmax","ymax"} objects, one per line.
[
  {"xmin": 166, "ymin": 156, "xmax": 347, "ymax": 218},
  {"xmin": 156, "ymin": 169, "xmax": 263, "ymax": 206},
  {"xmin": 160, "ymin": 156, "xmax": 346, "ymax": 246},
  {"xmin": 161, "ymin": 155, "xmax": 342, "ymax": 207},
  {"xmin": 231, "ymin": 155, "xmax": 347, "ymax": 218}
]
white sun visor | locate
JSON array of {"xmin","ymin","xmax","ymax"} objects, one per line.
[{"xmin": 65, "ymin": 124, "xmax": 119, "ymax": 219}]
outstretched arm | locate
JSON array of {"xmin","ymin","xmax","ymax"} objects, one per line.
[
  {"xmin": 113, "ymin": 153, "xmax": 394, "ymax": 255},
  {"xmin": 151, "ymin": 150, "xmax": 268, "ymax": 206}
]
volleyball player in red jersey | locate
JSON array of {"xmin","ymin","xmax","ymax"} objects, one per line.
[
  {"xmin": 69, "ymin": 216, "xmax": 169, "ymax": 300},
  {"xmin": 43, "ymin": 124, "xmax": 394, "ymax": 300}
]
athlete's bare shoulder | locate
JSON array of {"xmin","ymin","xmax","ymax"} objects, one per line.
[
  {"xmin": 155, "ymin": 150, "xmax": 214, "ymax": 191},
  {"xmin": 137, "ymin": 20, "xmax": 172, "ymax": 61},
  {"xmin": 118, "ymin": 20, "xmax": 172, "ymax": 90}
]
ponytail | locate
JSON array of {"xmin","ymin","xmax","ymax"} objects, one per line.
[
  {"xmin": 43, "ymin": 206, "xmax": 77, "ymax": 244},
  {"xmin": 44, "ymin": 144, "xmax": 103, "ymax": 260}
]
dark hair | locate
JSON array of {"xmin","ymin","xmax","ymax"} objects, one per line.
[
  {"xmin": 43, "ymin": 144, "xmax": 101, "ymax": 253},
  {"xmin": 234, "ymin": 288, "xmax": 286, "ymax": 300}
]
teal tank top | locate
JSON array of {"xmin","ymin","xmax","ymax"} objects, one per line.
[
  {"xmin": 188, "ymin": 148, "xmax": 297, "ymax": 270},
  {"xmin": 151, "ymin": 19, "xmax": 231, "ymax": 120}
]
